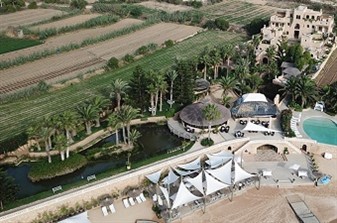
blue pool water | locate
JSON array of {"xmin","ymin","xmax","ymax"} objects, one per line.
[{"xmin": 303, "ymin": 117, "xmax": 337, "ymax": 145}]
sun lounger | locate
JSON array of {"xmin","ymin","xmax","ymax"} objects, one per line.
[
  {"xmin": 109, "ymin": 204, "xmax": 116, "ymax": 213},
  {"xmin": 158, "ymin": 196, "xmax": 163, "ymax": 206},
  {"xmin": 140, "ymin": 192, "xmax": 147, "ymax": 202},
  {"xmin": 123, "ymin": 199, "xmax": 130, "ymax": 208},
  {"xmin": 101, "ymin": 206, "xmax": 108, "ymax": 216},
  {"xmin": 129, "ymin": 197, "xmax": 136, "ymax": 206},
  {"xmin": 136, "ymin": 196, "xmax": 142, "ymax": 204},
  {"xmin": 152, "ymin": 194, "xmax": 158, "ymax": 202}
]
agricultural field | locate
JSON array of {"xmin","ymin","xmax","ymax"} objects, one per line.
[
  {"xmin": 0, "ymin": 30, "xmax": 245, "ymax": 143},
  {"xmin": 200, "ymin": 0, "xmax": 278, "ymax": 25},
  {"xmin": 30, "ymin": 14, "xmax": 101, "ymax": 31},
  {"xmin": 0, "ymin": 23, "xmax": 202, "ymax": 94},
  {"xmin": 0, "ymin": 36, "xmax": 42, "ymax": 54},
  {"xmin": 314, "ymin": 50, "xmax": 337, "ymax": 87},
  {"xmin": 0, "ymin": 9, "xmax": 66, "ymax": 31},
  {"xmin": 0, "ymin": 19, "xmax": 144, "ymax": 62},
  {"xmin": 137, "ymin": 1, "xmax": 192, "ymax": 13}
]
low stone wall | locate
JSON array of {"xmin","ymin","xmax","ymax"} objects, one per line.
[{"xmin": 0, "ymin": 138, "xmax": 247, "ymax": 223}]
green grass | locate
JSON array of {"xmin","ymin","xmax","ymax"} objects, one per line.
[
  {"xmin": 0, "ymin": 31, "xmax": 246, "ymax": 144},
  {"xmin": 0, "ymin": 36, "xmax": 42, "ymax": 54}
]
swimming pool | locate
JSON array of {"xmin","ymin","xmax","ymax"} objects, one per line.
[{"xmin": 303, "ymin": 117, "xmax": 337, "ymax": 145}]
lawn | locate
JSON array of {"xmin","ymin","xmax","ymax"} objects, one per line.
[
  {"xmin": 0, "ymin": 36, "xmax": 42, "ymax": 54},
  {"xmin": 0, "ymin": 30, "xmax": 246, "ymax": 145}
]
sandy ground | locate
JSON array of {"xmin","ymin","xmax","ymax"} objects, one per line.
[
  {"xmin": 0, "ymin": 19, "xmax": 143, "ymax": 62},
  {"xmin": 138, "ymin": 1, "xmax": 192, "ymax": 13},
  {"xmin": 0, "ymin": 23, "xmax": 201, "ymax": 93},
  {"xmin": 0, "ymin": 9, "xmax": 65, "ymax": 31},
  {"xmin": 31, "ymin": 14, "xmax": 101, "ymax": 31}
]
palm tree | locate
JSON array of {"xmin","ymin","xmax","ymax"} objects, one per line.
[
  {"xmin": 280, "ymin": 76, "xmax": 298, "ymax": 103},
  {"xmin": 147, "ymin": 83, "xmax": 157, "ymax": 116},
  {"xmin": 118, "ymin": 105, "xmax": 140, "ymax": 146},
  {"xmin": 77, "ymin": 104, "xmax": 99, "ymax": 135},
  {"xmin": 265, "ymin": 46, "xmax": 276, "ymax": 64},
  {"xmin": 89, "ymin": 96, "xmax": 110, "ymax": 127},
  {"xmin": 54, "ymin": 134, "xmax": 67, "ymax": 161},
  {"xmin": 235, "ymin": 58, "xmax": 250, "ymax": 79},
  {"xmin": 295, "ymin": 76, "xmax": 317, "ymax": 108},
  {"xmin": 245, "ymin": 74, "xmax": 263, "ymax": 92},
  {"xmin": 218, "ymin": 74, "xmax": 239, "ymax": 95},
  {"xmin": 40, "ymin": 127, "xmax": 53, "ymax": 163},
  {"xmin": 166, "ymin": 69, "xmax": 178, "ymax": 108},
  {"xmin": 209, "ymin": 48, "xmax": 222, "ymax": 79},
  {"xmin": 128, "ymin": 129, "xmax": 141, "ymax": 148},
  {"xmin": 60, "ymin": 110, "xmax": 78, "ymax": 145},
  {"xmin": 26, "ymin": 124, "xmax": 42, "ymax": 151},
  {"xmin": 219, "ymin": 43, "xmax": 234, "ymax": 75},
  {"xmin": 158, "ymin": 77, "xmax": 168, "ymax": 112},
  {"xmin": 202, "ymin": 104, "xmax": 221, "ymax": 141},
  {"xmin": 110, "ymin": 79, "xmax": 129, "ymax": 111},
  {"xmin": 199, "ymin": 47, "xmax": 211, "ymax": 80},
  {"xmin": 107, "ymin": 113, "xmax": 122, "ymax": 145},
  {"xmin": 222, "ymin": 95, "xmax": 232, "ymax": 108}
]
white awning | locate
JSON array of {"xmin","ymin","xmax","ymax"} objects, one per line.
[
  {"xmin": 212, "ymin": 150, "xmax": 233, "ymax": 158},
  {"xmin": 206, "ymin": 159, "xmax": 232, "ymax": 185},
  {"xmin": 160, "ymin": 186, "xmax": 170, "ymax": 208},
  {"xmin": 177, "ymin": 157, "xmax": 201, "ymax": 170},
  {"xmin": 242, "ymin": 93, "xmax": 267, "ymax": 102},
  {"xmin": 206, "ymin": 154, "xmax": 232, "ymax": 168},
  {"xmin": 204, "ymin": 171, "xmax": 229, "ymax": 195},
  {"xmin": 162, "ymin": 168, "xmax": 179, "ymax": 185},
  {"xmin": 174, "ymin": 168, "xmax": 199, "ymax": 176},
  {"xmin": 171, "ymin": 181, "xmax": 201, "ymax": 209},
  {"xmin": 234, "ymin": 161, "xmax": 255, "ymax": 183},
  {"xmin": 145, "ymin": 169, "xmax": 162, "ymax": 184},
  {"xmin": 242, "ymin": 122, "xmax": 279, "ymax": 132},
  {"xmin": 58, "ymin": 212, "xmax": 90, "ymax": 223},
  {"xmin": 185, "ymin": 171, "xmax": 204, "ymax": 195}
]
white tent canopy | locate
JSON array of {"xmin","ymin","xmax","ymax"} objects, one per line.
[
  {"xmin": 177, "ymin": 157, "xmax": 201, "ymax": 170},
  {"xmin": 242, "ymin": 121, "xmax": 279, "ymax": 132},
  {"xmin": 206, "ymin": 154, "xmax": 232, "ymax": 168},
  {"xmin": 242, "ymin": 93, "xmax": 267, "ymax": 103},
  {"xmin": 58, "ymin": 212, "xmax": 91, "ymax": 223},
  {"xmin": 159, "ymin": 186, "xmax": 171, "ymax": 207},
  {"xmin": 174, "ymin": 168, "xmax": 199, "ymax": 176},
  {"xmin": 145, "ymin": 169, "xmax": 162, "ymax": 184},
  {"xmin": 206, "ymin": 160, "xmax": 232, "ymax": 185},
  {"xmin": 162, "ymin": 168, "xmax": 179, "ymax": 185},
  {"xmin": 212, "ymin": 150, "xmax": 233, "ymax": 158},
  {"xmin": 185, "ymin": 171, "xmax": 204, "ymax": 195},
  {"xmin": 171, "ymin": 181, "xmax": 201, "ymax": 209},
  {"xmin": 204, "ymin": 171, "xmax": 229, "ymax": 195},
  {"xmin": 234, "ymin": 161, "xmax": 255, "ymax": 183}
]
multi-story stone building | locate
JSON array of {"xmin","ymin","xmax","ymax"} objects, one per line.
[{"xmin": 256, "ymin": 5, "xmax": 334, "ymax": 63}]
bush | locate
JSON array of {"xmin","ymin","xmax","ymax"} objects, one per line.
[
  {"xmin": 280, "ymin": 109, "xmax": 295, "ymax": 137},
  {"xmin": 130, "ymin": 7, "xmax": 142, "ymax": 17},
  {"xmin": 107, "ymin": 57, "xmax": 119, "ymax": 70},
  {"xmin": 203, "ymin": 20, "xmax": 217, "ymax": 30},
  {"xmin": 28, "ymin": 1, "xmax": 38, "ymax": 9},
  {"xmin": 289, "ymin": 101, "xmax": 303, "ymax": 112},
  {"xmin": 245, "ymin": 18, "xmax": 269, "ymax": 36},
  {"xmin": 0, "ymin": 133, "xmax": 28, "ymax": 154},
  {"xmin": 28, "ymin": 154, "xmax": 88, "ymax": 182},
  {"xmin": 70, "ymin": 0, "xmax": 87, "ymax": 9},
  {"xmin": 164, "ymin": 39, "xmax": 174, "ymax": 48},
  {"xmin": 214, "ymin": 18, "xmax": 229, "ymax": 31},
  {"xmin": 135, "ymin": 45, "xmax": 149, "ymax": 55},
  {"xmin": 201, "ymin": 138, "xmax": 214, "ymax": 147},
  {"xmin": 122, "ymin": 54, "xmax": 134, "ymax": 63}
]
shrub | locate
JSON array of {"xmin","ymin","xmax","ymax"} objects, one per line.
[
  {"xmin": 214, "ymin": 18, "xmax": 229, "ymax": 31},
  {"xmin": 28, "ymin": 1, "xmax": 38, "ymax": 9},
  {"xmin": 280, "ymin": 109, "xmax": 295, "ymax": 137},
  {"xmin": 245, "ymin": 18, "xmax": 269, "ymax": 36},
  {"xmin": 107, "ymin": 57, "xmax": 119, "ymax": 70},
  {"xmin": 135, "ymin": 45, "xmax": 149, "ymax": 55},
  {"xmin": 130, "ymin": 7, "xmax": 142, "ymax": 17},
  {"xmin": 289, "ymin": 101, "xmax": 303, "ymax": 112},
  {"xmin": 122, "ymin": 54, "xmax": 134, "ymax": 63},
  {"xmin": 164, "ymin": 39, "xmax": 174, "ymax": 48},
  {"xmin": 70, "ymin": 0, "xmax": 87, "ymax": 9},
  {"xmin": 201, "ymin": 138, "xmax": 214, "ymax": 147},
  {"xmin": 0, "ymin": 133, "xmax": 28, "ymax": 154},
  {"xmin": 203, "ymin": 20, "xmax": 217, "ymax": 30}
]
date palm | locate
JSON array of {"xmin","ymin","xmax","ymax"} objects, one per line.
[
  {"xmin": 89, "ymin": 96, "xmax": 110, "ymax": 127},
  {"xmin": 209, "ymin": 48, "xmax": 222, "ymax": 79},
  {"xmin": 77, "ymin": 104, "xmax": 99, "ymax": 135},
  {"xmin": 280, "ymin": 76, "xmax": 298, "ymax": 103},
  {"xmin": 199, "ymin": 47, "xmax": 211, "ymax": 80},
  {"xmin": 40, "ymin": 126, "xmax": 53, "ymax": 163},
  {"xmin": 110, "ymin": 79, "xmax": 129, "ymax": 111},
  {"xmin": 166, "ymin": 69, "xmax": 178, "ymax": 108},
  {"xmin": 158, "ymin": 76, "xmax": 168, "ymax": 112},
  {"xmin": 202, "ymin": 104, "xmax": 221, "ymax": 141},
  {"xmin": 219, "ymin": 43, "xmax": 234, "ymax": 75},
  {"xmin": 218, "ymin": 74, "xmax": 239, "ymax": 95},
  {"xmin": 118, "ymin": 105, "xmax": 140, "ymax": 146},
  {"xmin": 26, "ymin": 124, "xmax": 42, "ymax": 151},
  {"xmin": 295, "ymin": 76, "xmax": 317, "ymax": 108},
  {"xmin": 107, "ymin": 113, "xmax": 122, "ymax": 145},
  {"xmin": 54, "ymin": 134, "xmax": 67, "ymax": 161},
  {"xmin": 60, "ymin": 110, "xmax": 78, "ymax": 145},
  {"xmin": 128, "ymin": 129, "xmax": 141, "ymax": 148}
]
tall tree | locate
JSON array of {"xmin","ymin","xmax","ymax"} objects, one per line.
[
  {"xmin": 166, "ymin": 69, "xmax": 178, "ymax": 108},
  {"xmin": 219, "ymin": 43, "xmax": 234, "ymax": 75},
  {"xmin": 174, "ymin": 60, "xmax": 195, "ymax": 106},
  {"xmin": 0, "ymin": 169, "xmax": 18, "ymax": 210},
  {"xmin": 209, "ymin": 47, "xmax": 222, "ymax": 79},
  {"xmin": 40, "ymin": 126, "xmax": 53, "ymax": 163},
  {"xmin": 128, "ymin": 129, "xmax": 141, "ymax": 148},
  {"xmin": 118, "ymin": 105, "xmax": 140, "ymax": 146},
  {"xmin": 158, "ymin": 75, "xmax": 168, "ymax": 112},
  {"xmin": 26, "ymin": 124, "xmax": 42, "ymax": 151},
  {"xmin": 54, "ymin": 134, "xmax": 67, "ymax": 161},
  {"xmin": 202, "ymin": 104, "xmax": 221, "ymax": 141},
  {"xmin": 280, "ymin": 76, "xmax": 298, "ymax": 103},
  {"xmin": 128, "ymin": 66, "xmax": 148, "ymax": 111},
  {"xmin": 107, "ymin": 113, "xmax": 122, "ymax": 145},
  {"xmin": 89, "ymin": 96, "xmax": 110, "ymax": 127},
  {"xmin": 199, "ymin": 47, "xmax": 211, "ymax": 80},
  {"xmin": 265, "ymin": 45, "xmax": 276, "ymax": 64},
  {"xmin": 110, "ymin": 79, "xmax": 129, "ymax": 111},
  {"xmin": 218, "ymin": 74, "xmax": 239, "ymax": 96},
  {"xmin": 295, "ymin": 76, "xmax": 317, "ymax": 107},
  {"xmin": 60, "ymin": 110, "xmax": 78, "ymax": 145},
  {"xmin": 77, "ymin": 104, "xmax": 99, "ymax": 135}
]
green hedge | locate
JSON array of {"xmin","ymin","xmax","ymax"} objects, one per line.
[
  {"xmin": 28, "ymin": 154, "xmax": 88, "ymax": 182},
  {"xmin": 280, "ymin": 109, "xmax": 295, "ymax": 137}
]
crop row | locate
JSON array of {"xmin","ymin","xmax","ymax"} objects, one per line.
[{"xmin": 0, "ymin": 31, "xmax": 246, "ymax": 142}]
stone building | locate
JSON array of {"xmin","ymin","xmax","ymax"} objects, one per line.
[{"xmin": 256, "ymin": 5, "xmax": 335, "ymax": 63}]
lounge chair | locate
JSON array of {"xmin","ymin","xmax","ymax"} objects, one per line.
[
  {"xmin": 109, "ymin": 204, "xmax": 116, "ymax": 213},
  {"xmin": 140, "ymin": 192, "xmax": 147, "ymax": 202},
  {"xmin": 136, "ymin": 196, "xmax": 142, "ymax": 204},
  {"xmin": 129, "ymin": 197, "xmax": 136, "ymax": 206},
  {"xmin": 158, "ymin": 196, "xmax": 163, "ymax": 206},
  {"xmin": 152, "ymin": 194, "xmax": 158, "ymax": 202},
  {"xmin": 101, "ymin": 206, "xmax": 108, "ymax": 216},
  {"xmin": 123, "ymin": 199, "xmax": 130, "ymax": 208}
]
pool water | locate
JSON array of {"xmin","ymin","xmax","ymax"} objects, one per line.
[{"xmin": 303, "ymin": 117, "xmax": 337, "ymax": 145}]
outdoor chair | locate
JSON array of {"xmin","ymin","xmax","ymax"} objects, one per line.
[
  {"xmin": 129, "ymin": 197, "xmax": 136, "ymax": 206},
  {"xmin": 140, "ymin": 192, "xmax": 147, "ymax": 202},
  {"xmin": 136, "ymin": 196, "xmax": 142, "ymax": 204},
  {"xmin": 123, "ymin": 199, "xmax": 130, "ymax": 208},
  {"xmin": 109, "ymin": 204, "xmax": 116, "ymax": 213},
  {"xmin": 101, "ymin": 206, "xmax": 108, "ymax": 216}
]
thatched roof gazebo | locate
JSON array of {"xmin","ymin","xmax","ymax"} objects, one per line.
[{"xmin": 179, "ymin": 100, "xmax": 231, "ymax": 128}]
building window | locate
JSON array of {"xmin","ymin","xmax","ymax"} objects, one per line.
[
  {"xmin": 295, "ymin": 23, "xmax": 300, "ymax": 29},
  {"xmin": 306, "ymin": 15, "xmax": 309, "ymax": 19},
  {"xmin": 312, "ymin": 15, "xmax": 315, "ymax": 20},
  {"xmin": 312, "ymin": 25, "xmax": 315, "ymax": 29},
  {"xmin": 307, "ymin": 25, "xmax": 310, "ymax": 28},
  {"xmin": 319, "ymin": 26, "xmax": 322, "ymax": 31},
  {"xmin": 296, "ymin": 15, "xmax": 301, "ymax": 19},
  {"xmin": 288, "ymin": 23, "xmax": 290, "ymax": 26}
]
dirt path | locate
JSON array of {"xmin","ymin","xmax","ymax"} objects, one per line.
[
  {"xmin": 0, "ymin": 23, "xmax": 202, "ymax": 94},
  {"xmin": 0, "ymin": 19, "xmax": 143, "ymax": 62},
  {"xmin": 30, "ymin": 13, "xmax": 101, "ymax": 31},
  {"xmin": 0, "ymin": 9, "xmax": 65, "ymax": 31}
]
